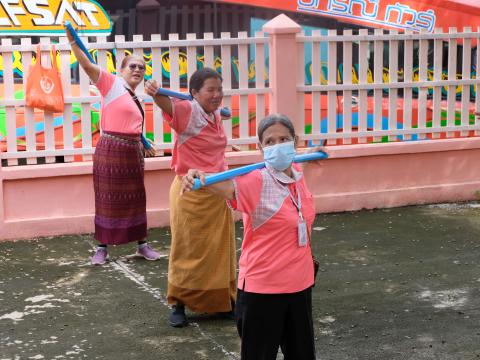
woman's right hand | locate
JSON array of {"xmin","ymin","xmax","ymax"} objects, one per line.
[
  {"xmin": 181, "ymin": 169, "xmax": 206, "ymax": 194},
  {"xmin": 145, "ymin": 79, "xmax": 173, "ymax": 116},
  {"xmin": 64, "ymin": 23, "xmax": 100, "ymax": 82},
  {"xmin": 64, "ymin": 24, "xmax": 74, "ymax": 43}
]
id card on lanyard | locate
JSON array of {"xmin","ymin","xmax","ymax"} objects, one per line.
[{"xmin": 288, "ymin": 186, "xmax": 308, "ymax": 247}]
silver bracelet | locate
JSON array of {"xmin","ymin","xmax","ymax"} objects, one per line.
[{"xmin": 69, "ymin": 40, "xmax": 76, "ymax": 46}]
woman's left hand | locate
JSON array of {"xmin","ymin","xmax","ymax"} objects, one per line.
[
  {"xmin": 306, "ymin": 145, "xmax": 329, "ymax": 160},
  {"xmin": 144, "ymin": 147, "xmax": 156, "ymax": 157},
  {"xmin": 300, "ymin": 145, "xmax": 329, "ymax": 168},
  {"xmin": 144, "ymin": 139, "xmax": 156, "ymax": 157}
]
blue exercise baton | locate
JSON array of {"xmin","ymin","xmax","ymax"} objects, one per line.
[
  {"xmin": 192, "ymin": 151, "xmax": 328, "ymax": 190},
  {"xmin": 157, "ymin": 88, "xmax": 192, "ymax": 100},
  {"xmin": 64, "ymin": 21, "xmax": 95, "ymax": 64},
  {"xmin": 157, "ymin": 88, "xmax": 231, "ymax": 118}
]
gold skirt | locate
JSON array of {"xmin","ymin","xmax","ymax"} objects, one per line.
[{"xmin": 167, "ymin": 176, "xmax": 236, "ymax": 313}]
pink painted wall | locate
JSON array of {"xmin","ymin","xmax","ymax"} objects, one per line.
[
  {"xmin": 1, "ymin": 138, "xmax": 480, "ymax": 241},
  {"xmin": 304, "ymin": 138, "xmax": 480, "ymax": 212}
]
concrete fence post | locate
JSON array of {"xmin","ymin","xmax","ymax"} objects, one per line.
[{"xmin": 263, "ymin": 14, "xmax": 302, "ymax": 131}]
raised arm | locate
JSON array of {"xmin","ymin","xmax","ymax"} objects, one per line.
[
  {"xmin": 64, "ymin": 25, "xmax": 100, "ymax": 83},
  {"xmin": 144, "ymin": 79, "xmax": 173, "ymax": 117},
  {"xmin": 181, "ymin": 169, "xmax": 235, "ymax": 200}
]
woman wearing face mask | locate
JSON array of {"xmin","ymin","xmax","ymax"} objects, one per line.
[
  {"xmin": 181, "ymin": 114, "xmax": 320, "ymax": 360},
  {"xmin": 145, "ymin": 68, "xmax": 236, "ymax": 327},
  {"xmin": 65, "ymin": 26, "xmax": 160, "ymax": 265}
]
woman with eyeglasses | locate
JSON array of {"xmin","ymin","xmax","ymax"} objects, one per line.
[
  {"xmin": 145, "ymin": 68, "xmax": 236, "ymax": 327},
  {"xmin": 66, "ymin": 27, "xmax": 160, "ymax": 265}
]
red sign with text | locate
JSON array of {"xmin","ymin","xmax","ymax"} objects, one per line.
[{"xmin": 212, "ymin": 0, "xmax": 480, "ymax": 32}]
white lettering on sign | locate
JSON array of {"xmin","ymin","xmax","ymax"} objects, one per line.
[
  {"xmin": 0, "ymin": 0, "xmax": 105, "ymax": 28},
  {"xmin": 24, "ymin": 0, "xmax": 55, "ymax": 26},
  {"xmin": 74, "ymin": 1, "xmax": 99, "ymax": 26},
  {"xmin": 297, "ymin": 0, "xmax": 437, "ymax": 33},
  {"xmin": 0, "ymin": 0, "xmax": 27, "ymax": 26},
  {"xmin": 55, "ymin": 0, "xmax": 84, "ymax": 26}
]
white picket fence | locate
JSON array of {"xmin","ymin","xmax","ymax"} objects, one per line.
[
  {"xmin": 0, "ymin": 31, "xmax": 269, "ymax": 166},
  {"xmin": 297, "ymin": 27, "xmax": 480, "ymax": 145},
  {"xmin": 2, "ymin": 27, "xmax": 480, "ymax": 166}
]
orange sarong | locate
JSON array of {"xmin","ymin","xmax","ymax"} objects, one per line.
[{"xmin": 167, "ymin": 176, "xmax": 236, "ymax": 313}]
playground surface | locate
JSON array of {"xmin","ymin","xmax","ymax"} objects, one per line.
[{"xmin": 1, "ymin": 203, "xmax": 480, "ymax": 360}]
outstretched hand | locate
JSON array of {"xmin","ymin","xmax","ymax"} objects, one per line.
[
  {"xmin": 298, "ymin": 145, "xmax": 329, "ymax": 170},
  {"xmin": 306, "ymin": 145, "xmax": 328, "ymax": 156},
  {"xmin": 305, "ymin": 145, "xmax": 329, "ymax": 161},
  {"xmin": 181, "ymin": 169, "xmax": 206, "ymax": 194},
  {"xmin": 64, "ymin": 24, "xmax": 74, "ymax": 43},
  {"xmin": 145, "ymin": 79, "xmax": 160, "ymax": 97}
]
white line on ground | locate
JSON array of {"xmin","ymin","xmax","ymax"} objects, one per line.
[{"xmin": 111, "ymin": 259, "xmax": 240, "ymax": 360}]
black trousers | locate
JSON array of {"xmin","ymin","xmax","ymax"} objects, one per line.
[{"xmin": 236, "ymin": 287, "xmax": 316, "ymax": 360}]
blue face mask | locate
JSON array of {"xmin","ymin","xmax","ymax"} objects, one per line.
[{"xmin": 262, "ymin": 141, "xmax": 296, "ymax": 171}]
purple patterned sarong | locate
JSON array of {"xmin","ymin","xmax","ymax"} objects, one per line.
[{"xmin": 93, "ymin": 131, "xmax": 147, "ymax": 245}]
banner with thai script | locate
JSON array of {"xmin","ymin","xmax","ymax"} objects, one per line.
[
  {"xmin": 212, "ymin": 0, "xmax": 480, "ymax": 33},
  {"xmin": 0, "ymin": 0, "xmax": 111, "ymax": 36}
]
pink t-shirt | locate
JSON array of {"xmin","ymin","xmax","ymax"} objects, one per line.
[
  {"xmin": 94, "ymin": 69, "xmax": 143, "ymax": 134},
  {"xmin": 163, "ymin": 99, "xmax": 228, "ymax": 176},
  {"xmin": 229, "ymin": 164, "xmax": 315, "ymax": 294}
]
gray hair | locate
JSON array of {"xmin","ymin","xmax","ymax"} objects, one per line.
[{"xmin": 257, "ymin": 113, "xmax": 296, "ymax": 142}]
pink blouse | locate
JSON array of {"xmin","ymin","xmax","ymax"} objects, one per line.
[
  {"xmin": 163, "ymin": 99, "xmax": 228, "ymax": 176},
  {"xmin": 229, "ymin": 164, "xmax": 316, "ymax": 294},
  {"xmin": 94, "ymin": 69, "xmax": 143, "ymax": 134}
]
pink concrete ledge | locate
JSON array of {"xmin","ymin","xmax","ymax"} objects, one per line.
[{"xmin": 2, "ymin": 139, "xmax": 480, "ymax": 241}]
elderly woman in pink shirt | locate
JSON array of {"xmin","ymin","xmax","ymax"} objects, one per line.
[
  {"xmin": 181, "ymin": 114, "xmax": 320, "ymax": 360},
  {"xmin": 66, "ymin": 26, "xmax": 160, "ymax": 265}
]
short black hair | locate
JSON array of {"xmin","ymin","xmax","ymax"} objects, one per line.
[
  {"xmin": 189, "ymin": 67, "xmax": 223, "ymax": 96},
  {"xmin": 257, "ymin": 113, "xmax": 296, "ymax": 142}
]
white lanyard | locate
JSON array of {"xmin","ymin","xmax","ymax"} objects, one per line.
[
  {"xmin": 271, "ymin": 175, "xmax": 307, "ymax": 247},
  {"xmin": 288, "ymin": 185, "xmax": 303, "ymax": 220},
  {"xmin": 289, "ymin": 186, "xmax": 308, "ymax": 247}
]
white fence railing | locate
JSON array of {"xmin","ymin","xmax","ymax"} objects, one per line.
[
  {"xmin": 2, "ymin": 26, "xmax": 480, "ymax": 166},
  {"xmin": 297, "ymin": 27, "xmax": 480, "ymax": 146},
  {"xmin": 0, "ymin": 32, "xmax": 269, "ymax": 165}
]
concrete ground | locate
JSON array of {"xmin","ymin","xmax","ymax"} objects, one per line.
[{"xmin": 1, "ymin": 203, "xmax": 480, "ymax": 360}]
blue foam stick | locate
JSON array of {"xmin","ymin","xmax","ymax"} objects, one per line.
[
  {"xmin": 157, "ymin": 88, "xmax": 192, "ymax": 100},
  {"xmin": 64, "ymin": 21, "xmax": 95, "ymax": 64},
  {"xmin": 156, "ymin": 88, "xmax": 231, "ymax": 117},
  {"xmin": 220, "ymin": 107, "xmax": 231, "ymax": 118},
  {"xmin": 192, "ymin": 151, "xmax": 328, "ymax": 190}
]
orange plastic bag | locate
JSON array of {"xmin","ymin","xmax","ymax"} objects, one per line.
[{"xmin": 25, "ymin": 45, "xmax": 64, "ymax": 113}]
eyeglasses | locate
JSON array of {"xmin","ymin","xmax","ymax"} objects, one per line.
[{"xmin": 128, "ymin": 63, "xmax": 145, "ymax": 72}]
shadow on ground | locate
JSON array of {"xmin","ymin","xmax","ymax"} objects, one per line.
[{"xmin": 1, "ymin": 203, "xmax": 480, "ymax": 359}]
